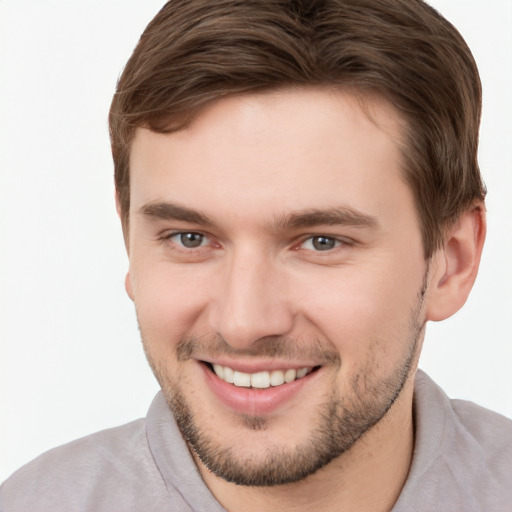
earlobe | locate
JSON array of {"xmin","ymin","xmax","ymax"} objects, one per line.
[
  {"xmin": 125, "ymin": 272, "xmax": 134, "ymax": 301},
  {"xmin": 426, "ymin": 203, "xmax": 486, "ymax": 322}
]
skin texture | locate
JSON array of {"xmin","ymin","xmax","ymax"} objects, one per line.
[{"xmin": 123, "ymin": 87, "xmax": 485, "ymax": 512}]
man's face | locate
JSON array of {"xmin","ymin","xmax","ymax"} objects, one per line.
[{"xmin": 126, "ymin": 88, "xmax": 429, "ymax": 485}]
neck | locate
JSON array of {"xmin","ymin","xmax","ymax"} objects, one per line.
[{"xmin": 196, "ymin": 375, "xmax": 416, "ymax": 512}]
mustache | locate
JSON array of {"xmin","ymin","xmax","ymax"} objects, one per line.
[{"xmin": 176, "ymin": 334, "xmax": 341, "ymax": 365}]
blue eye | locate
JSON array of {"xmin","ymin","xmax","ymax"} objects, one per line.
[
  {"xmin": 301, "ymin": 236, "xmax": 341, "ymax": 251},
  {"xmin": 170, "ymin": 232, "xmax": 207, "ymax": 248}
]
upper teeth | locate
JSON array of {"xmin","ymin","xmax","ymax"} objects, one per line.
[{"xmin": 212, "ymin": 364, "xmax": 311, "ymax": 389}]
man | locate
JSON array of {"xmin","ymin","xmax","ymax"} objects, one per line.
[{"xmin": 1, "ymin": 0, "xmax": 511, "ymax": 510}]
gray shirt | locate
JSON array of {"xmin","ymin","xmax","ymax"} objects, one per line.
[{"xmin": 1, "ymin": 371, "xmax": 511, "ymax": 511}]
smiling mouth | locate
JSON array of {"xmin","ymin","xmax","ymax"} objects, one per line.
[{"xmin": 204, "ymin": 362, "xmax": 321, "ymax": 389}]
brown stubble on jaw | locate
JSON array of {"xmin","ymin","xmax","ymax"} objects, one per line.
[
  {"xmin": 348, "ymin": 262, "xmax": 430, "ymax": 433},
  {"xmin": 163, "ymin": 321, "xmax": 424, "ymax": 488},
  {"xmin": 171, "ymin": 333, "xmax": 342, "ymax": 435},
  {"xmin": 138, "ymin": 265, "xmax": 430, "ymax": 487},
  {"xmin": 144, "ymin": 321, "xmax": 425, "ymax": 487}
]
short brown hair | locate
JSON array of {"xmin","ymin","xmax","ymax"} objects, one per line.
[{"xmin": 109, "ymin": 0, "xmax": 486, "ymax": 257}]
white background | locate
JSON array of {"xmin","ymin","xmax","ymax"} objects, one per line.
[{"xmin": 1, "ymin": 0, "xmax": 511, "ymax": 482}]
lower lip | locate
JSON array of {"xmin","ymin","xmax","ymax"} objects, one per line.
[{"xmin": 201, "ymin": 363, "xmax": 317, "ymax": 416}]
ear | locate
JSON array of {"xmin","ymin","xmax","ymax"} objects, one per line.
[
  {"xmin": 125, "ymin": 272, "xmax": 134, "ymax": 301},
  {"xmin": 426, "ymin": 203, "xmax": 486, "ymax": 321}
]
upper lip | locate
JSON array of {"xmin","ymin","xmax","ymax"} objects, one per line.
[{"xmin": 198, "ymin": 357, "xmax": 320, "ymax": 374}]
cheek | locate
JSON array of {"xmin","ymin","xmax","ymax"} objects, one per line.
[
  {"xmin": 294, "ymin": 262, "xmax": 424, "ymax": 358},
  {"xmin": 129, "ymin": 260, "xmax": 211, "ymax": 347}
]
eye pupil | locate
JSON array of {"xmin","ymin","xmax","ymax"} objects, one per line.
[
  {"xmin": 312, "ymin": 236, "xmax": 335, "ymax": 251},
  {"xmin": 180, "ymin": 233, "xmax": 203, "ymax": 248}
]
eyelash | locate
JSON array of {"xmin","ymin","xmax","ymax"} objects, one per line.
[
  {"xmin": 161, "ymin": 231, "xmax": 353, "ymax": 254},
  {"xmin": 299, "ymin": 235, "xmax": 343, "ymax": 252},
  {"xmin": 162, "ymin": 231, "xmax": 212, "ymax": 250}
]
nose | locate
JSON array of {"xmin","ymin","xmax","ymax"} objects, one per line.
[{"xmin": 208, "ymin": 248, "xmax": 294, "ymax": 350}]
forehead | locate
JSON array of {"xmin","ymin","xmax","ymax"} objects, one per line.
[{"xmin": 129, "ymin": 87, "xmax": 410, "ymax": 227}]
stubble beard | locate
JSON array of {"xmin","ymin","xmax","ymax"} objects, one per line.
[{"xmin": 142, "ymin": 279, "xmax": 427, "ymax": 487}]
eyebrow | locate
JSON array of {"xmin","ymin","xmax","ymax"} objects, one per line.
[
  {"xmin": 272, "ymin": 208, "xmax": 379, "ymax": 231},
  {"xmin": 139, "ymin": 201, "xmax": 379, "ymax": 231},
  {"xmin": 139, "ymin": 202, "xmax": 214, "ymax": 226}
]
